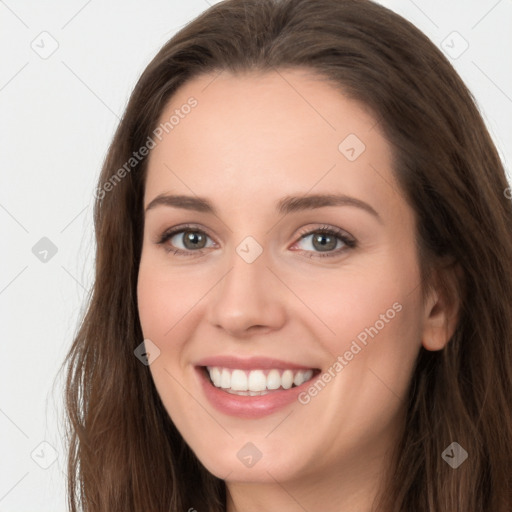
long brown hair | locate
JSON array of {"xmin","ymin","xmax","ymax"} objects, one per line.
[{"xmin": 62, "ymin": 0, "xmax": 512, "ymax": 510}]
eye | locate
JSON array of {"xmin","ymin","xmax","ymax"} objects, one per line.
[
  {"xmin": 156, "ymin": 223, "xmax": 356, "ymax": 259},
  {"xmin": 156, "ymin": 224, "xmax": 216, "ymax": 256},
  {"xmin": 291, "ymin": 225, "xmax": 356, "ymax": 258}
]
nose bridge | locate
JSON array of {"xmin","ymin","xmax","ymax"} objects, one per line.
[
  {"xmin": 226, "ymin": 239, "xmax": 267, "ymax": 294},
  {"xmin": 206, "ymin": 236, "xmax": 287, "ymax": 335},
  {"xmin": 219, "ymin": 238, "xmax": 271, "ymax": 308}
]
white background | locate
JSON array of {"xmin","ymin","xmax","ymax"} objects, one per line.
[{"xmin": 1, "ymin": 0, "xmax": 511, "ymax": 510}]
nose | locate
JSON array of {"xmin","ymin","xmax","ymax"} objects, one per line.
[{"xmin": 206, "ymin": 246, "xmax": 287, "ymax": 338}]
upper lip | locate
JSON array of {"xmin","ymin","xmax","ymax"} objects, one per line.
[{"xmin": 195, "ymin": 355, "xmax": 318, "ymax": 371}]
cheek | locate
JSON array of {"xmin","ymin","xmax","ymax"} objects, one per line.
[
  {"xmin": 136, "ymin": 263, "xmax": 205, "ymax": 431},
  {"xmin": 286, "ymin": 268, "xmax": 422, "ymax": 463},
  {"xmin": 303, "ymin": 248, "xmax": 423, "ymax": 398},
  {"xmin": 137, "ymin": 275, "xmax": 165, "ymax": 337},
  {"xmin": 292, "ymin": 261, "xmax": 420, "ymax": 351},
  {"xmin": 136, "ymin": 257, "xmax": 207, "ymax": 342}
]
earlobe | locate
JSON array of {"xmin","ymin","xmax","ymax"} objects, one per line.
[{"xmin": 421, "ymin": 263, "xmax": 462, "ymax": 352}]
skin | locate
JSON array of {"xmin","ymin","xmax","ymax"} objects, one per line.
[{"xmin": 137, "ymin": 69, "xmax": 457, "ymax": 512}]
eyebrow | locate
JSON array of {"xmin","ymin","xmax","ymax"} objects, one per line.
[{"xmin": 145, "ymin": 193, "xmax": 381, "ymax": 222}]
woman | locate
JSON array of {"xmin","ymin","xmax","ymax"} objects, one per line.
[{"xmin": 63, "ymin": 0, "xmax": 512, "ymax": 510}]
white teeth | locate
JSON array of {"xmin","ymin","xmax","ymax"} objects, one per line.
[
  {"xmin": 220, "ymin": 368, "xmax": 231, "ymax": 389},
  {"xmin": 248, "ymin": 370, "xmax": 267, "ymax": 391},
  {"xmin": 293, "ymin": 370, "xmax": 305, "ymax": 386},
  {"xmin": 206, "ymin": 366, "xmax": 316, "ymax": 393},
  {"xmin": 210, "ymin": 367, "xmax": 222, "ymax": 387},
  {"xmin": 231, "ymin": 369, "xmax": 248, "ymax": 391},
  {"xmin": 293, "ymin": 369, "xmax": 313, "ymax": 386},
  {"xmin": 281, "ymin": 369, "xmax": 293, "ymax": 389},
  {"xmin": 266, "ymin": 369, "xmax": 281, "ymax": 390}
]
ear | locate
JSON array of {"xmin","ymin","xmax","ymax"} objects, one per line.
[{"xmin": 421, "ymin": 262, "xmax": 462, "ymax": 351}]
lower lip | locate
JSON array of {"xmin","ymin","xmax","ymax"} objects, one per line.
[{"xmin": 196, "ymin": 367, "xmax": 317, "ymax": 419}]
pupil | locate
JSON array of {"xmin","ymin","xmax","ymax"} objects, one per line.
[
  {"xmin": 313, "ymin": 233, "xmax": 336, "ymax": 251},
  {"xmin": 184, "ymin": 231, "xmax": 205, "ymax": 249}
]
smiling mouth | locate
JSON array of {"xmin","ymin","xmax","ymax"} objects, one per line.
[{"xmin": 201, "ymin": 366, "xmax": 320, "ymax": 396}]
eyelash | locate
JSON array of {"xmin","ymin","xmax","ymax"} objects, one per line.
[{"xmin": 156, "ymin": 223, "xmax": 357, "ymax": 259}]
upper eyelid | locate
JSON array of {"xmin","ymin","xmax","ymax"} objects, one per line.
[{"xmin": 158, "ymin": 223, "xmax": 215, "ymax": 243}]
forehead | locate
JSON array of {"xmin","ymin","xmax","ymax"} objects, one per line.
[{"xmin": 144, "ymin": 69, "xmax": 401, "ymax": 221}]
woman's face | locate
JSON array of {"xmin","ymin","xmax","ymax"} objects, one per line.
[{"xmin": 137, "ymin": 69, "xmax": 432, "ymax": 487}]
